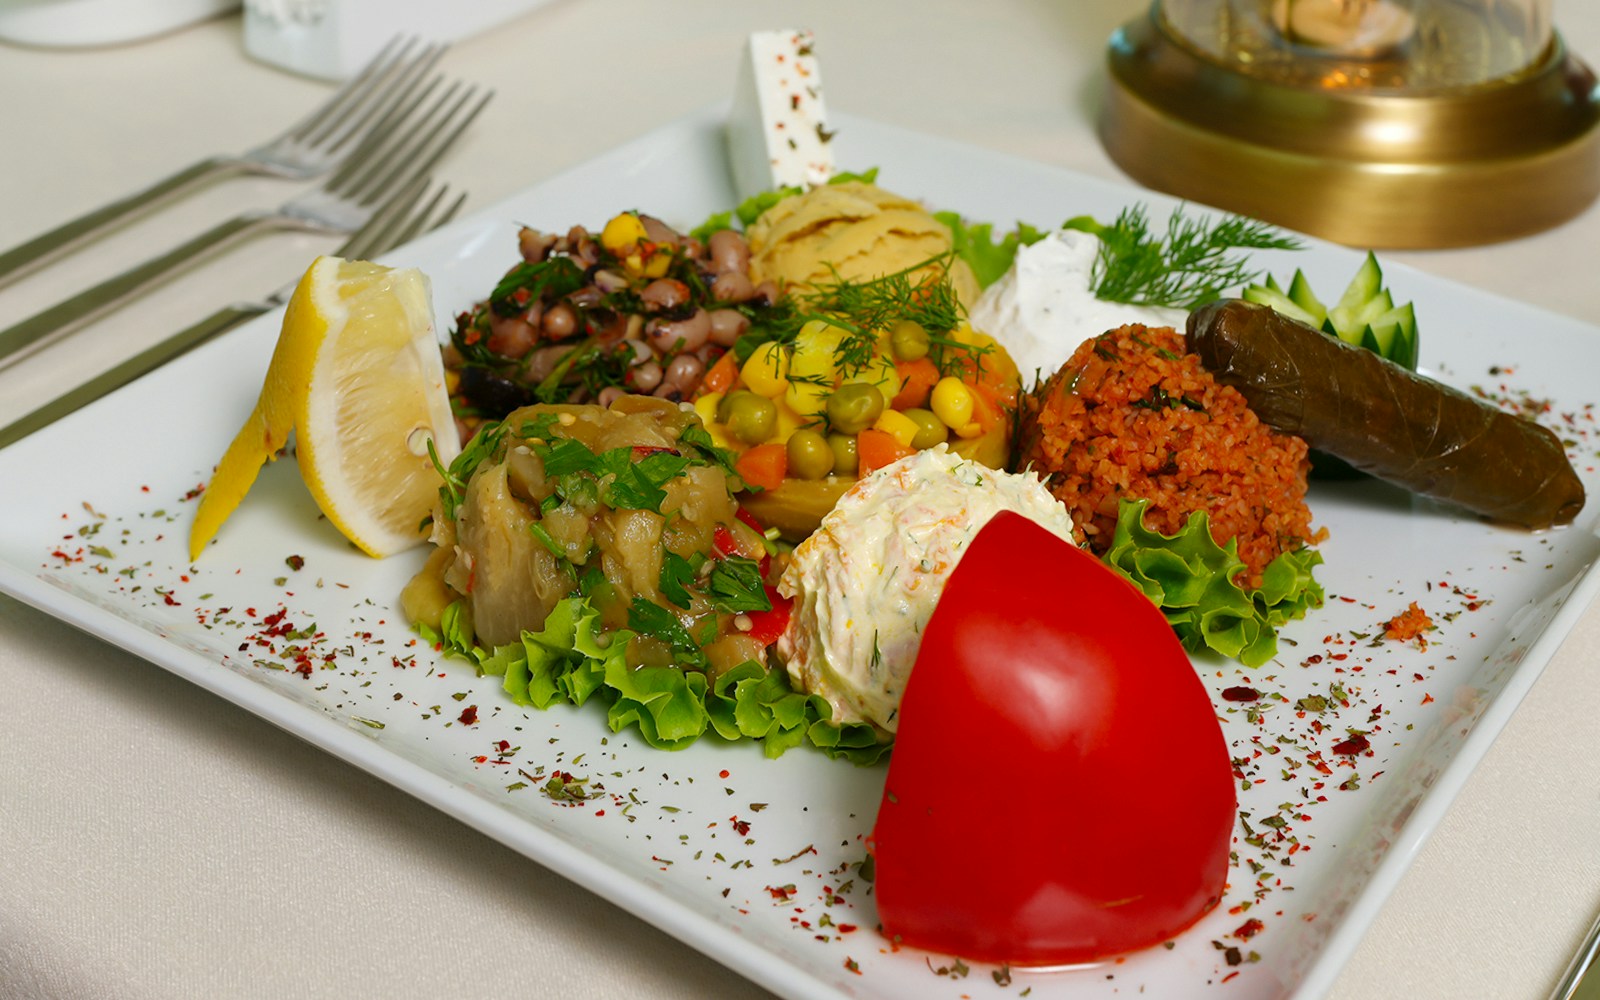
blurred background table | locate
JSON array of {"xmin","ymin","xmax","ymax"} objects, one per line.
[{"xmin": 2, "ymin": 3, "xmax": 1598, "ymax": 998}]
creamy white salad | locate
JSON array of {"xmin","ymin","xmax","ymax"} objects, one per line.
[{"xmin": 775, "ymin": 447, "xmax": 1076, "ymax": 732}]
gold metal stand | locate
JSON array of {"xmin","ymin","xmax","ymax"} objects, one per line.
[{"xmin": 1099, "ymin": 5, "xmax": 1600, "ymax": 248}]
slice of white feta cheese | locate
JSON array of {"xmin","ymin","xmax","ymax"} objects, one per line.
[{"xmin": 725, "ymin": 29, "xmax": 835, "ymax": 202}]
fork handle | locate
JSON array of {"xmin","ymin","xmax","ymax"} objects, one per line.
[
  {"xmin": 0, "ymin": 303, "xmax": 268, "ymax": 451},
  {"xmin": 0, "ymin": 156, "xmax": 238, "ymax": 289},
  {"xmin": 0, "ymin": 212, "xmax": 271, "ymax": 366}
]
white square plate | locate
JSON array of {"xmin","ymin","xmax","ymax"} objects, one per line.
[{"xmin": 3, "ymin": 105, "xmax": 1597, "ymax": 1000}]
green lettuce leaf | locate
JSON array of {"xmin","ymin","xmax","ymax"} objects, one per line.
[
  {"xmin": 1103, "ymin": 498, "xmax": 1324, "ymax": 667},
  {"xmin": 425, "ymin": 595, "xmax": 887, "ymax": 764},
  {"xmin": 687, "ymin": 168, "xmax": 886, "ymax": 237},
  {"xmin": 931, "ymin": 211, "xmax": 1047, "ymax": 288}
]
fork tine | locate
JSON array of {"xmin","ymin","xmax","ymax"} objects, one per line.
[
  {"xmin": 349, "ymin": 181, "xmax": 466, "ymax": 260},
  {"xmin": 282, "ymin": 35, "xmax": 413, "ymax": 145},
  {"xmin": 321, "ymin": 73, "xmax": 449, "ymax": 196},
  {"xmin": 335, "ymin": 175, "xmax": 434, "ymax": 260},
  {"xmin": 340, "ymin": 83, "xmax": 492, "ymax": 209},
  {"xmin": 373, "ymin": 89, "xmax": 493, "ymax": 204},
  {"xmin": 307, "ymin": 41, "xmax": 450, "ymax": 155},
  {"xmin": 393, "ymin": 186, "xmax": 467, "ymax": 247}
]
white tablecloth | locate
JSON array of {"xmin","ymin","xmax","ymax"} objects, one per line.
[{"xmin": 3, "ymin": 4, "xmax": 1599, "ymax": 998}]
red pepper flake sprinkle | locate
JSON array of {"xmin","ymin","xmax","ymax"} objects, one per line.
[
  {"xmin": 1234, "ymin": 917, "xmax": 1265, "ymax": 939},
  {"xmin": 1222, "ymin": 686, "xmax": 1261, "ymax": 702},
  {"xmin": 458, "ymin": 704, "xmax": 479, "ymax": 726},
  {"xmin": 1332, "ymin": 733, "xmax": 1370, "ymax": 756}
]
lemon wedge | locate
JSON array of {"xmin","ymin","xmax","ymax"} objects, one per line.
[{"xmin": 188, "ymin": 256, "xmax": 459, "ymax": 561}]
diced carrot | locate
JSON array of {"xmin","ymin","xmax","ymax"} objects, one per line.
[
  {"xmin": 735, "ymin": 442, "xmax": 788, "ymax": 492},
  {"xmin": 891, "ymin": 357, "xmax": 940, "ymax": 410},
  {"xmin": 968, "ymin": 382, "xmax": 1001, "ymax": 433},
  {"xmin": 857, "ymin": 428, "xmax": 915, "ymax": 477},
  {"xmin": 948, "ymin": 340, "xmax": 1018, "ymax": 406},
  {"xmin": 698, "ymin": 350, "xmax": 739, "ymax": 397}
]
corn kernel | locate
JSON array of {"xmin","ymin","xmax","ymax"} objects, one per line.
[
  {"xmin": 790, "ymin": 320, "xmax": 846, "ymax": 378},
  {"xmin": 785, "ymin": 379, "xmax": 831, "ymax": 420},
  {"xmin": 774, "ymin": 397, "xmax": 810, "ymax": 441},
  {"xmin": 873, "ymin": 409, "xmax": 921, "ymax": 449},
  {"xmin": 741, "ymin": 342, "xmax": 790, "ymax": 397},
  {"xmin": 931, "ymin": 377, "xmax": 975, "ymax": 430},
  {"xmin": 840, "ymin": 352, "xmax": 902, "ymax": 403},
  {"xmin": 693, "ymin": 392, "xmax": 736, "ymax": 449},
  {"xmin": 600, "ymin": 213, "xmax": 648, "ymax": 253},
  {"xmin": 642, "ymin": 249, "xmax": 672, "ymax": 278},
  {"xmin": 786, "ymin": 320, "xmax": 848, "ymax": 418}
]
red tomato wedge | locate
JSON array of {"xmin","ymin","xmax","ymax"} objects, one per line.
[{"xmin": 869, "ymin": 511, "xmax": 1235, "ymax": 965}]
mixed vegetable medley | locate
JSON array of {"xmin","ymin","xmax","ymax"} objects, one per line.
[
  {"xmin": 410, "ymin": 170, "xmax": 1583, "ymax": 766},
  {"xmin": 190, "ymin": 162, "xmax": 1587, "ymax": 970}
]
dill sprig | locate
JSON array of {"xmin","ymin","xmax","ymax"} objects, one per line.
[
  {"xmin": 794, "ymin": 254, "xmax": 968, "ymax": 376},
  {"xmin": 1065, "ymin": 204, "xmax": 1302, "ymax": 310}
]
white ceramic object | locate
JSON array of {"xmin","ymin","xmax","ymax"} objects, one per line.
[
  {"xmin": 2, "ymin": 106, "xmax": 1597, "ymax": 1000},
  {"xmin": 242, "ymin": 0, "xmax": 553, "ymax": 79},
  {"xmin": 0, "ymin": 0, "xmax": 238, "ymax": 47}
]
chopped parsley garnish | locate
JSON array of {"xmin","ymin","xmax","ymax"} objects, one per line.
[
  {"xmin": 658, "ymin": 550, "xmax": 703, "ymax": 609},
  {"xmin": 430, "ymin": 420, "xmax": 511, "ymax": 523},
  {"xmin": 706, "ymin": 556, "xmax": 771, "ymax": 613},
  {"xmin": 627, "ymin": 597, "xmax": 709, "ymax": 669},
  {"xmin": 488, "ymin": 256, "xmax": 586, "ymax": 316}
]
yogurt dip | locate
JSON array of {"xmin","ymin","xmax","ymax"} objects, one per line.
[{"xmin": 969, "ymin": 228, "xmax": 1186, "ymax": 390}]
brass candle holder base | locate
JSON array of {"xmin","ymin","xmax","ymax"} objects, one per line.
[{"xmin": 1099, "ymin": 6, "xmax": 1600, "ymax": 249}]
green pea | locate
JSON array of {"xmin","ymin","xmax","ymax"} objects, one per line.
[
  {"xmin": 889, "ymin": 320, "xmax": 930, "ymax": 362},
  {"xmin": 715, "ymin": 390, "xmax": 752, "ymax": 426},
  {"xmin": 903, "ymin": 408, "xmax": 948, "ymax": 450},
  {"xmin": 825, "ymin": 382, "xmax": 885, "ymax": 435},
  {"xmin": 786, "ymin": 430, "xmax": 835, "ymax": 480},
  {"xmin": 827, "ymin": 432, "xmax": 859, "ymax": 476},
  {"xmin": 726, "ymin": 392, "xmax": 777, "ymax": 445}
]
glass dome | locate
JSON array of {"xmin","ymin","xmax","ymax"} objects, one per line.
[{"xmin": 1159, "ymin": 0, "xmax": 1554, "ymax": 89}]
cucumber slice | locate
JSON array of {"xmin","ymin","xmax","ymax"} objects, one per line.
[
  {"xmin": 1381, "ymin": 301, "xmax": 1418, "ymax": 369},
  {"xmin": 1286, "ymin": 269, "xmax": 1327, "ymax": 321},
  {"xmin": 1241, "ymin": 284, "xmax": 1320, "ymax": 328},
  {"xmin": 1245, "ymin": 249, "xmax": 1418, "ymax": 371},
  {"xmin": 1360, "ymin": 321, "xmax": 1400, "ymax": 358},
  {"xmin": 1326, "ymin": 252, "xmax": 1386, "ymax": 336}
]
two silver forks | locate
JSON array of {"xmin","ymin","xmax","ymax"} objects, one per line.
[{"xmin": 0, "ymin": 55, "xmax": 489, "ymax": 365}]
